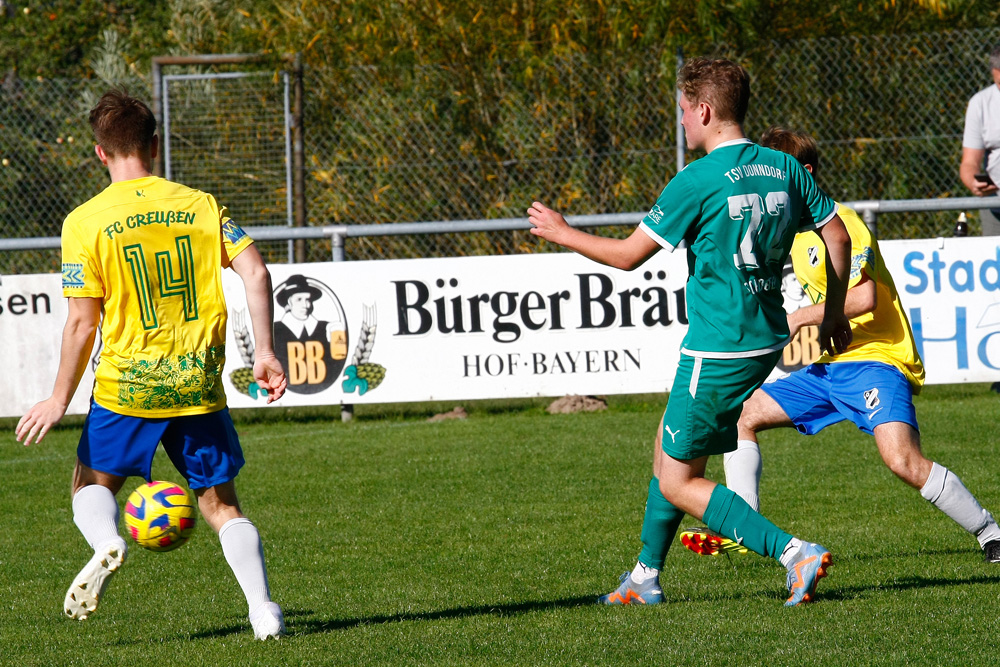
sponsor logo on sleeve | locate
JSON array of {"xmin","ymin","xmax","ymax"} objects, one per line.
[
  {"xmin": 222, "ymin": 220, "xmax": 248, "ymax": 245},
  {"xmin": 62, "ymin": 263, "xmax": 85, "ymax": 289}
]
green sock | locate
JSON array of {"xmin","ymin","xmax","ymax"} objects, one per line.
[
  {"xmin": 637, "ymin": 477, "xmax": 685, "ymax": 569},
  {"xmin": 702, "ymin": 484, "xmax": 792, "ymax": 560}
]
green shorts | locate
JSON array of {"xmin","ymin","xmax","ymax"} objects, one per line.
[{"xmin": 661, "ymin": 351, "xmax": 781, "ymax": 460}]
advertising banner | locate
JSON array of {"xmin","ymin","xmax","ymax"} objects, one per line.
[
  {"xmin": 2, "ymin": 236, "xmax": 998, "ymax": 418},
  {"xmin": 880, "ymin": 237, "xmax": 1000, "ymax": 385},
  {"xmin": 218, "ymin": 252, "xmax": 687, "ymax": 410}
]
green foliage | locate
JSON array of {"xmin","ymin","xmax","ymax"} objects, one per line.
[
  {"xmin": 0, "ymin": 75, "xmax": 143, "ymax": 274},
  {"xmin": 2, "ymin": 384, "xmax": 1000, "ymax": 665},
  {"xmin": 0, "ymin": 1, "xmax": 170, "ymax": 78},
  {"xmin": 3, "ymin": 1, "xmax": 1000, "ymax": 269}
]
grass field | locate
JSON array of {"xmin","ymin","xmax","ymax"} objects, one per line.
[{"xmin": 2, "ymin": 384, "xmax": 999, "ymax": 666}]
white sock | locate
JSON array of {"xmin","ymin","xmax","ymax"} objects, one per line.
[
  {"xmin": 724, "ymin": 440, "xmax": 762, "ymax": 512},
  {"xmin": 630, "ymin": 561, "xmax": 659, "ymax": 584},
  {"xmin": 72, "ymin": 484, "xmax": 127, "ymax": 554},
  {"xmin": 219, "ymin": 518, "xmax": 272, "ymax": 612},
  {"xmin": 779, "ymin": 537, "xmax": 804, "ymax": 569},
  {"xmin": 920, "ymin": 462, "xmax": 1000, "ymax": 547}
]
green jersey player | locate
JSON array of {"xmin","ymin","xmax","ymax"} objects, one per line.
[{"xmin": 527, "ymin": 58, "xmax": 853, "ymax": 606}]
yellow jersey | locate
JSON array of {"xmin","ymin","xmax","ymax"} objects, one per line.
[
  {"xmin": 61, "ymin": 175, "xmax": 254, "ymax": 416},
  {"xmin": 789, "ymin": 204, "xmax": 925, "ymax": 391}
]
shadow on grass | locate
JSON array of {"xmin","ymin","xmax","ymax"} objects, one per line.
[
  {"xmin": 293, "ymin": 595, "xmax": 599, "ymax": 636},
  {"xmin": 183, "ymin": 595, "xmax": 597, "ymax": 640},
  {"xmin": 180, "ymin": 568, "xmax": 1000, "ymax": 640},
  {"xmin": 819, "ymin": 573, "xmax": 1000, "ymax": 602},
  {"xmin": 837, "ymin": 546, "xmax": 974, "ymax": 562}
]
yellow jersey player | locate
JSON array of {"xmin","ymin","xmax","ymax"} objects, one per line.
[
  {"xmin": 683, "ymin": 127, "xmax": 1000, "ymax": 564},
  {"xmin": 15, "ymin": 89, "xmax": 291, "ymax": 638}
]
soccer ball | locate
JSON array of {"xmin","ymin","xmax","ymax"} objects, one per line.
[{"xmin": 124, "ymin": 481, "xmax": 196, "ymax": 552}]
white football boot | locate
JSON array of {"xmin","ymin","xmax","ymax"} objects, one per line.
[
  {"xmin": 64, "ymin": 541, "xmax": 126, "ymax": 620},
  {"xmin": 249, "ymin": 601, "xmax": 286, "ymax": 640}
]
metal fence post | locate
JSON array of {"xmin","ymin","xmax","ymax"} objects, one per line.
[
  {"xmin": 330, "ymin": 224, "xmax": 352, "ymax": 421},
  {"xmin": 292, "ymin": 53, "xmax": 307, "ymax": 264},
  {"xmin": 862, "ymin": 207, "xmax": 878, "ymax": 237},
  {"xmin": 676, "ymin": 46, "xmax": 685, "ymax": 175},
  {"xmin": 330, "ymin": 226, "xmax": 347, "ymax": 262},
  {"xmin": 151, "ymin": 60, "xmax": 164, "ymax": 177}
]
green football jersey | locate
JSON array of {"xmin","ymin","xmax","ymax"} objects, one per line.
[{"xmin": 640, "ymin": 139, "xmax": 836, "ymax": 357}]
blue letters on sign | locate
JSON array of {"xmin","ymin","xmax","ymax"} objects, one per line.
[
  {"xmin": 910, "ymin": 307, "xmax": 968, "ymax": 369},
  {"xmin": 903, "ymin": 248, "xmax": 1000, "ymax": 294}
]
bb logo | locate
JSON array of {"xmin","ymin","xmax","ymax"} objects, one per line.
[
  {"xmin": 776, "ymin": 325, "xmax": 821, "ymax": 374},
  {"xmin": 273, "ymin": 274, "xmax": 348, "ymax": 394}
]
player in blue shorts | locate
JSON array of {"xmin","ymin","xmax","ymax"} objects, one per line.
[
  {"xmin": 682, "ymin": 127, "xmax": 1000, "ymax": 562},
  {"xmin": 528, "ymin": 59, "xmax": 854, "ymax": 606},
  {"xmin": 15, "ymin": 90, "xmax": 290, "ymax": 638}
]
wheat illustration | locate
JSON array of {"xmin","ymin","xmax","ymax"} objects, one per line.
[
  {"xmin": 231, "ymin": 309, "xmax": 255, "ymax": 366},
  {"xmin": 228, "ymin": 309, "xmax": 259, "ymax": 398},
  {"xmin": 351, "ymin": 304, "xmax": 377, "ymax": 365}
]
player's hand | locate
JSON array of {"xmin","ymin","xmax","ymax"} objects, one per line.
[
  {"xmin": 818, "ymin": 313, "xmax": 852, "ymax": 356},
  {"xmin": 15, "ymin": 398, "xmax": 68, "ymax": 446},
  {"xmin": 527, "ymin": 201, "xmax": 571, "ymax": 244},
  {"xmin": 972, "ymin": 179, "xmax": 998, "ymax": 197},
  {"xmin": 253, "ymin": 352, "xmax": 288, "ymax": 404}
]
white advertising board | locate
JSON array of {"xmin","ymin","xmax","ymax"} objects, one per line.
[
  {"xmin": 880, "ymin": 237, "xmax": 1000, "ymax": 385},
  {"xmin": 2, "ymin": 236, "xmax": 999, "ymax": 418},
  {"xmin": 219, "ymin": 252, "xmax": 687, "ymax": 410}
]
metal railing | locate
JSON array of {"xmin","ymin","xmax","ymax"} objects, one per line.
[{"xmin": 2, "ymin": 196, "xmax": 995, "ymax": 265}]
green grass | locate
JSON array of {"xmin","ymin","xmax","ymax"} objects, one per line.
[{"xmin": 2, "ymin": 385, "xmax": 999, "ymax": 666}]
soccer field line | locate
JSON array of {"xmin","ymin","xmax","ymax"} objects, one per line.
[
  {"xmin": 248, "ymin": 419, "xmax": 426, "ymax": 443},
  {"xmin": 0, "ymin": 452, "xmax": 68, "ymax": 466}
]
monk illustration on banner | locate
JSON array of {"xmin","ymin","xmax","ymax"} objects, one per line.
[{"xmin": 272, "ymin": 274, "xmax": 348, "ymax": 394}]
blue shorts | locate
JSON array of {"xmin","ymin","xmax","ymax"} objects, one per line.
[
  {"xmin": 662, "ymin": 351, "xmax": 782, "ymax": 460},
  {"xmin": 78, "ymin": 401, "xmax": 245, "ymax": 489},
  {"xmin": 761, "ymin": 361, "xmax": 918, "ymax": 436}
]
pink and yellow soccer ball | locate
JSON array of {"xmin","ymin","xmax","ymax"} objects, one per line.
[{"xmin": 124, "ymin": 481, "xmax": 196, "ymax": 552}]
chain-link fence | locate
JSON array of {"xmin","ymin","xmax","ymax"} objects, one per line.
[
  {"xmin": 307, "ymin": 26, "xmax": 1000, "ymax": 259},
  {"xmin": 161, "ymin": 69, "xmax": 295, "ymax": 264},
  {"xmin": 733, "ymin": 27, "xmax": 1000, "ymax": 239},
  {"xmin": 3, "ymin": 27, "xmax": 1000, "ymax": 273},
  {"xmin": 0, "ymin": 76, "xmax": 145, "ymax": 273},
  {"xmin": 304, "ymin": 53, "xmax": 678, "ymax": 262}
]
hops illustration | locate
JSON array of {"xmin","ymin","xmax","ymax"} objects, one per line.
[
  {"xmin": 342, "ymin": 305, "xmax": 387, "ymax": 396},
  {"xmin": 229, "ymin": 367, "xmax": 256, "ymax": 397},
  {"xmin": 354, "ymin": 362, "xmax": 386, "ymax": 391}
]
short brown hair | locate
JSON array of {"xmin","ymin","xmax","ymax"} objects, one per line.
[
  {"xmin": 759, "ymin": 126, "xmax": 820, "ymax": 174},
  {"xmin": 678, "ymin": 58, "xmax": 750, "ymax": 125},
  {"xmin": 88, "ymin": 88, "xmax": 157, "ymax": 158}
]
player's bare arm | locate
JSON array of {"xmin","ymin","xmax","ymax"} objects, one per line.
[
  {"xmin": 960, "ymin": 147, "xmax": 998, "ymax": 196},
  {"xmin": 230, "ymin": 245, "xmax": 287, "ymax": 403},
  {"xmin": 15, "ymin": 297, "xmax": 101, "ymax": 445},
  {"xmin": 787, "ymin": 273, "xmax": 876, "ymax": 340},
  {"xmin": 526, "ymin": 201, "xmax": 660, "ymax": 270},
  {"xmin": 815, "ymin": 214, "xmax": 853, "ymax": 355}
]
